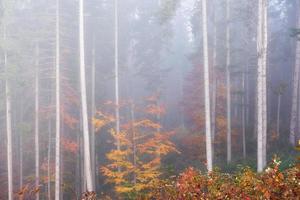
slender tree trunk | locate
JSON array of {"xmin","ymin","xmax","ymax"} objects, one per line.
[
  {"xmin": 91, "ymin": 39, "xmax": 96, "ymax": 190},
  {"xmin": 34, "ymin": 43, "xmax": 40, "ymax": 200},
  {"xmin": 211, "ymin": 0, "xmax": 217, "ymax": 149},
  {"xmin": 114, "ymin": 0, "xmax": 121, "ymax": 159},
  {"xmin": 47, "ymin": 118, "xmax": 52, "ymax": 200},
  {"xmin": 257, "ymin": 0, "xmax": 268, "ymax": 172},
  {"xmin": 4, "ymin": 24, "xmax": 13, "ymax": 200},
  {"xmin": 202, "ymin": 0, "xmax": 212, "ymax": 171},
  {"xmin": 242, "ymin": 71, "xmax": 246, "ymax": 159},
  {"xmin": 19, "ymin": 98, "xmax": 24, "ymax": 191},
  {"xmin": 277, "ymin": 94, "xmax": 281, "ymax": 137},
  {"xmin": 79, "ymin": 0, "xmax": 94, "ymax": 191},
  {"xmin": 290, "ymin": 8, "xmax": 300, "ymax": 146},
  {"xmin": 55, "ymin": 0, "xmax": 61, "ymax": 198},
  {"xmin": 226, "ymin": 0, "xmax": 232, "ymax": 164}
]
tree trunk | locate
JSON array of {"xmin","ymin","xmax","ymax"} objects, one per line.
[
  {"xmin": 290, "ymin": 8, "xmax": 300, "ymax": 146},
  {"xmin": 211, "ymin": 0, "xmax": 217, "ymax": 154},
  {"xmin": 55, "ymin": 0, "xmax": 61, "ymax": 198},
  {"xmin": 79, "ymin": 0, "xmax": 94, "ymax": 191},
  {"xmin": 257, "ymin": 0, "xmax": 268, "ymax": 172},
  {"xmin": 242, "ymin": 70, "xmax": 246, "ymax": 159},
  {"xmin": 226, "ymin": 0, "xmax": 232, "ymax": 164},
  {"xmin": 91, "ymin": 38, "xmax": 96, "ymax": 190},
  {"xmin": 34, "ymin": 43, "xmax": 40, "ymax": 200},
  {"xmin": 202, "ymin": 0, "xmax": 213, "ymax": 171},
  {"xmin": 277, "ymin": 94, "xmax": 281, "ymax": 137},
  {"xmin": 4, "ymin": 24, "xmax": 13, "ymax": 200}
]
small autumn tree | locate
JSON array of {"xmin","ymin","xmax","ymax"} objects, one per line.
[{"xmin": 94, "ymin": 98, "xmax": 178, "ymax": 198}]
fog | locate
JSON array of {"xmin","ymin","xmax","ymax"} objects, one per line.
[{"xmin": 0, "ymin": 0, "xmax": 299, "ymax": 199}]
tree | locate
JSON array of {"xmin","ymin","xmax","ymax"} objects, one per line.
[
  {"xmin": 55, "ymin": 0, "xmax": 61, "ymax": 198},
  {"xmin": 79, "ymin": 0, "xmax": 94, "ymax": 192},
  {"xmin": 34, "ymin": 42, "xmax": 40, "ymax": 200},
  {"xmin": 257, "ymin": 0, "xmax": 268, "ymax": 172},
  {"xmin": 201, "ymin": 0, "xmax": 213, "ymax": 171},
  {"xmin": 225, "ymin": 0, "xmax": 232, "ymax": 164},
  {"xmin": 290, "ymin": 1, "xmax": 300, "ymax": 146}
]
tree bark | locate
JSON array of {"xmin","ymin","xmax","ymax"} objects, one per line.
[
  {"xmin": 79, "ymin": 0, "xmax": 94, "ymax": 191},
  {"xmin": 202, "ymin": 0, "xmax": 213, "ymax": 171},
  {"xmin": 55, "ymin": 0, "xmax": 61, "ymax": 198},
  {"xmin": 257, "ymin": 0, "xmax": 268, "ymax": 172},
  {"xmin": 4, "ymin": 24, "xmax": 13, "ymax": 200},
  {"xmin": 226, "ymin": 0, "xmax": 232, "ymax": 164},
  {"xmin": 290, "ymin": 7, "xmax": 300, "ymax": 146},
  {"xmin": 34, "ymin": 43, "xmax": 40, "ymax": 200}
]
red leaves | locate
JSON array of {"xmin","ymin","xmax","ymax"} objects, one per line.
[{"xmin": 61, "ymin": 138, "xmax": 78, "ymax": 153}]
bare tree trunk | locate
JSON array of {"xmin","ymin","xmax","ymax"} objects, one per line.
[
  {"xmin": 34, "ymin": 43, "xmax": 40, "ymax": 200},
  {"xmin": 242, "ymin": 71, "xmax": 246, "ymax": 159},
  {"xmin": 4, "ymin": 24, "xmax": 13, "ymax": 200},
  {"xmin": 91, "ymin": 39, "xmax": 96, "ymax": 190},
  {"xmin": 226, "ymin": 0, "xmax": 232, "ymax": 164},
  {"xmin": 276, "ymin": 94, "xmax": 281, "ymax": 137},
  {"xmin": 211, "ymin": 0, "xmax": 217, "ymax": 153},
  {"xmin": 19, "ymin": 99, "xmax": 24, "ymax": 191},
  {"xmin": 202, "ymin": 0, "xmax": 213, "ymax": 171},
  {"xmin": 290, "ymin": 8, "xmax": 300, "ymax": 146},
  {"xmin": 55, "ymin": 0, "xmax": 61, "ymax": 198},
  {"xmin": 114, "ymin": 0, "xmax": 121, "ymax": 158},
  {"xmin": 257, "ymin": 0, "xmax": 268, "ymax": 172},
  {"xmin": 79, "ymin": 0, "xmax": 94, "ymax": 191}
]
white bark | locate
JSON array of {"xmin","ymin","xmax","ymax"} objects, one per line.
[
  {"xmin": 55, "ymin": 0, "xmax": 61, "ymax": 198},
  {"xmin": 20, "ymin": 99, "xmax": 24, "ymax": 190},
  {"xmin": 34, "ymin": 43, "xmax": 40, "ymax": 200},
  {"xmin": 290, "ymin": 9, "xmax": 300, "ymax": 146},
  {"xmin": 4, "ymin": 24, "xmax": 13, "ymax": 200},
  {"xmin": 79, "ymin": 0, "xmax": 94, "ymax": 191},
  {"xmin": 257, "ymin": 0, "xmax": 268, "ymax": 172},
  {"xmin": 114, "ymin": 0, "xmax": 121, "ymax": 156},
  {"xmin": 202, "ymin": 0, "xmax": 213, "ymax": 171},
  {"xmin": 226, "ymin": 0, "xmax": 232, "ymax": 164}
]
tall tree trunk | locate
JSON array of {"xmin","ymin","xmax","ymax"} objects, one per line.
[
  {"xmin": 79, "ymin": 0, "xmax": 94, "ymax": 191},
  {"xmin": 4, "ymin": 24, "xmax": 13, "ymax": 200},
  {"xmin": 276, "ymin": 94, "xmax": 281, "ymax": 137},
  {"xmin": 114, "ymin": 0, "xmax": 121, "ymax": 155},
  {"xmin": 202, "ymin": 0, "xmax": 213, "ymax": 171},
  {"xmin": 34, "ymin": 43, "xmax": 40, "ymax": 200},
  {"xmin": 257, "ymin": 0, "xmax": 268, "ymax": 172},
  {"xmin": 290, "ymin": 7, "xmax": 300, "ymax": 146},
  {"xmin": 19, "ymin": 98, "xmax": 24, "ymax": 191},
  {"xmin": 91, "ymin": 38, "xmax": 96, "ymax": 191},
  {"xmin": 211, "ymin": 0, "xmax": 217, "ymax": 153},
  {"xmin": 226, "ymin": 0, "xmax": 232, "ymax": 164},
  {"xmin": 242, "ymin": 70, "xmax": 246, "ymax": 159},
  {"xmin": 55, "ymin": 0, "xmax": 61, "ymax": 198}
]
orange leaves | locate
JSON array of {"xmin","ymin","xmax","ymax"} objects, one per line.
[
  {"xmin": 134, "ymin": 119, "xmax": 161, "ymax": 130},
  {"xmin": 61, "ymin": 138, "xmax": 78, "ymax": 153},
  {"xmin": 101, "ymin": 99, "xmax": 178, "ymax": 197},
  {"xmin": 93, "ymin": 111, "xmax": 115, "ymax": 131},
  {"xmin": 145, "ymin": 104, "xmax": 166, "ymax": 116},
  {"xmin": 151, "ymin": 158, "xmax": 300, "ymax": 200}
]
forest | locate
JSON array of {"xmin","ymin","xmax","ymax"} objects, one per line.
[{"xmin": 0, "ymin": 0, "xmax": 300, "ymax": 199}]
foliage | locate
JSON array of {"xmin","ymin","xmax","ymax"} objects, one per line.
[
  {"xmin": 95, "ymin": 98, "xmax": 179, "ymax": 199},
  {"xmin": 151, "ymin": 157, "xmax": 300, "ymax": 200}
]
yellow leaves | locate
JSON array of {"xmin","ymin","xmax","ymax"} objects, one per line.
[
  {"xmin": 93, "ymin": 111, "xmax": 115, "ymax": 131},
  {"xmin": 134, "ymin": 119, "xmax": 161, "ymax": 130}
]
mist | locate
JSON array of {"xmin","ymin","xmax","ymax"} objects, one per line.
[{"xmin": 0, "ymin": 0, "xmax": 299, "ymax": 199}]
